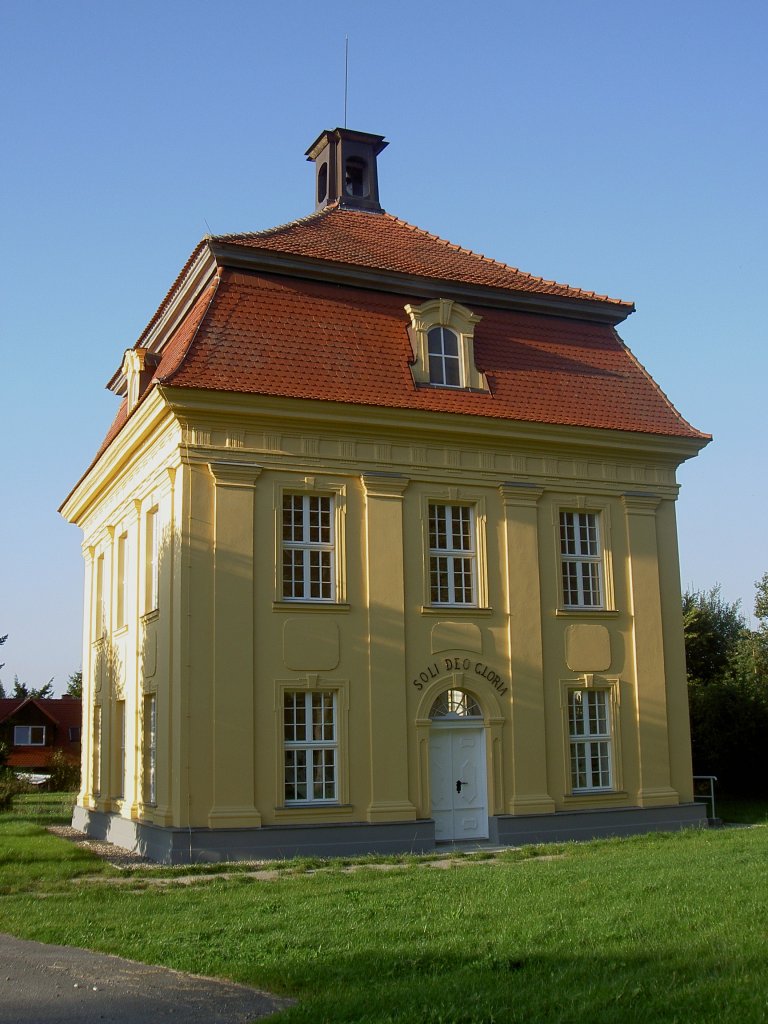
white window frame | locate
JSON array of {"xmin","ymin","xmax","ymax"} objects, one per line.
[
  {"xmin": 143, "ymin": 694, "xmax": 157, "ymax": 806},
  {"xmin": 428, "ymin": 503, "xmax": 477, "ymax": 607},
  {"xmin": 94, "ymin": 553, "xmax": 105, "ymax": 639},
  {"xmin": 567, "ymin": 687, "xmax": 613, "ymax": 792},
  {"xmin": 282, "ymin": 690, "xmax": 338, "ymax": 804},
  {"xmin": 115, "ymin": 699, "xmax": 126, "ymax": 801},
  {"xmin": 277, "ymin": 484, "xmax": 347, "ymax": 604},
  {"xmin": 14, "ymin": 725, "xmax": 46, "ymax": 746},
  {"xmin": 145, "ymin": 507, "xmax": 159, "ymax": 614},
  {"xmin": 116, "ymin": 531, "xmax": 128, "ymax": 629},
  {"xmin": 427, "ymin": 326, "xmax": 462, "ymax": 387},
  {"xmin": 559, "ymin": 510, "xmax": 604, "ymax": 609}
]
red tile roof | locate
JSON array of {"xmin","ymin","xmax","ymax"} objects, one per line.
[
  {"xmin": 217, "ymin": 204, "xmax": 633, "ymax": 310},
  {"xmin": 155, "ymin": 269, "xmax": 704, "ymax": 439}
]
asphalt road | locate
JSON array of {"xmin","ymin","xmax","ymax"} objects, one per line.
[{"xmin": 0, "ymin": 933, "xmax": 292, "ymax": 1024}]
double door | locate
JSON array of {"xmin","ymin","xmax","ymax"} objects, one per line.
[{"xmin": 429, "ymin": 726, "xmax": 488, "ymax": 841}]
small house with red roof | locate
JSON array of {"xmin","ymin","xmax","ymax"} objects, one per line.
[
  {"xmin": 61, "ymin": 129, "xmax": 709, "ymax": 863},
  {"xmin": 0, "ymin": 696, "xmax": 81, "ymax": 773}
]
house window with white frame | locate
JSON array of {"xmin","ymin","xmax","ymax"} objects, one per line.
[
  {"xmin": 428, "ymin": 327, "xmax": 461, "ymax": 387},
  {"xmin": 92, "ymin": 705, "xmax": 102, "ymax": 797},
  {"xmin": 115, "ymin": 700, "xmax": 126, "ymax": 800},
  {"xmin": 145, "ymin": 508, "xmax": 159, "ymax": 613},
  {"xmin": 560, "ymin": 511, "xmax": 603, "ymax": 608},
  {"xmin": 116, "ymin": 532, "xmax": 128, "ymax": 629},
  {"xmin": 568, "ymin": 688, "xmax": 612, "ymax": 791},
  {"xmin": 94, "ymin": 553, "xmax": 105, "ymax": 639},
  {"xmin": 282, "ymin": 494, "xmax": 335, "ymax": 601},
  {"xmin": 143, "ymin": 694, "xmax": 157, "ymax": 806},
  {"xmin": 428, "ymin": 503, "xmax": 476, "ymax": 605},
  {"xmin": 283, "ymin": 691, "xmax": 337, "ymax": 803},
  {"xmin": 14, "ymin": 725, "xmax": 46, "ymax": 746}
]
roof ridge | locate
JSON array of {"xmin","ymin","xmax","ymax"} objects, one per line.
[
  {"xmin": 381, "ymin": 211, "xmax": 628, "ymax": 306},
  {"xmin": 214, "ymin": 204, "xmax": 339, "ymax": 243}
]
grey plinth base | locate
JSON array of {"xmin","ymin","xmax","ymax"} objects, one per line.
[
  {"xmin": 72, "ymin": 801, "xmax": 707, "ymax": 865},
  {"xmin": 72, "ymin": 806, "xmax": 435, "ymax": 865},
  {"xmin": 488, "ymin": 802, "xmax": 707, "ymax": 846}
]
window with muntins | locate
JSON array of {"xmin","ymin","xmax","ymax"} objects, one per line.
[
  {"xmin": 143, "ymin": 694, "xmax": 157, "ymax": 806},
  {"xmin": 429, "ymin": 504, "xmax": 476, "ymax": 605},
  {"xmin": 282, "ymin": 494, "xmax": 335, "ymax": 601},
  {"xmin": 145, "ymin": 508, "xmax": 159, "ymax": 613},
  {"xmin": 283, "ymin": 691, "xmax": 337, "ymax": 802},
  {"xmin": 560, "ymin": 511, "xmax": 603, "ymax": 608},
  {"xmin": 116, "ymin": 532, "xmax": 127, "ymax": 629},
  {"xmin": 568, "ymin": 689, "xmax": 612, "ymax": 791},
  {"xmin": 14, "ymin": 725, "xmax": 45, "ymax": 746},
  {"xmin": 428, "ymin": 327, "xmax": 461, "ymax": 387}
]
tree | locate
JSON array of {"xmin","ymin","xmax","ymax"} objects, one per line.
[
  {"xmin": 682, "ymin": 586, "xmax": 746, "ymax": 685},
  {"xmin": 65, "ymin": 670, "xmax": 83, "ymax": 699},
  {"xmin": 10, "ymin": 677, "xmax": 54, "ymax": 700},
  {"xmin": 11, "ymin": 676, "xmax": 29, "ymax": 699},
  {"xmin": 0, "ymin": 633, "xmax": 6, "ymax": 671}
]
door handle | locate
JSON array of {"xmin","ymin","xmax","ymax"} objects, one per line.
[{"xmin": 456, "ymin": 779, "xmax": 468, "ymax": 793}]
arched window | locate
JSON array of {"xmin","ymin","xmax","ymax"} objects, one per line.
[
  {"xmin": 429, "ymin": 689, "xmax": 482, "ymax": 719},
  {"xmin": 427, "ymin": 327, "xmax": 461, "ymax": 387}
]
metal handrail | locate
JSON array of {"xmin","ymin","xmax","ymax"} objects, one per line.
[{"xmin": 693, "ymin": 775, "xmax": 718, "ymax": 820}]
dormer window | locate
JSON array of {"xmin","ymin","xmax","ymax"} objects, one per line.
[
  {"xmin": 405, "ymin": 299, "xmax": 488, "ymax": 392},
  {"xmin": 122, "ymin": 348, "xmax": 160, "ymax": 414}
]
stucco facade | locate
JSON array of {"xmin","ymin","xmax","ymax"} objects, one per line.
[{"xmin": 61, "ymin": 129, "xmax": 709, "ymax": 862}]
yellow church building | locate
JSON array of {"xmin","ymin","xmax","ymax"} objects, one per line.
[{"xmin": 61, "ymin": 129, "xmax": 709, "ymax": 862}]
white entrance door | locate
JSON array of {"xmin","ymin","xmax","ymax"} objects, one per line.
[{"xmin": 429, "ymin": 726, "xmax": 488, "ymax": 841}]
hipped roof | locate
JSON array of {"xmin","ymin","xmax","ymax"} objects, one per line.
[{"xmin": 86, "ymin": 203, "xmax": 709, "ymax": 481}]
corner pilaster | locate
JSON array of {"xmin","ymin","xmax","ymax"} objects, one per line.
[
  {"xmin": 207, "ymin": 461, "xmax": 263, "ymax": 828},
  {"xmin": 621, "ymin": 493, "xmax": 678, "ymax": 807}
]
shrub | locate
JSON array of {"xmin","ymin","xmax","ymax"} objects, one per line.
[{"xmin": 48, "ymin": 749, "xmax": 80, "ymax": 792}]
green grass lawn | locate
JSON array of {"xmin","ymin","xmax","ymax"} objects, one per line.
[{"xmin": 2, "ymin": 796, "xmax": 768, "ymax": 1023}]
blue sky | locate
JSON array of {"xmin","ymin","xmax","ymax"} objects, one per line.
[{"xmin": 1, "ymin": 1, "xmax": 766, "ymax": 692}]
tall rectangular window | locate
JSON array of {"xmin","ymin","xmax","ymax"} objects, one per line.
[
  {"xmin": 94, "ymin": 554, "xmax": 105, "ymax": 638},
  {"xmin": 568, "ymin": 689, "xmax": 612, "ymax": 791},
  {"xmin": 145, "ymin": 508, "xmax": 159, "ymax": 613},
  {"xmin": 282, "ymin": 494, "xmax": 335, "ymax": 601},
  {"xmin": 283, "ymin": 691, "xmax": 337, "ymax": 802},
  {"xmin": 116, "ymin": 532, "xmax": 128, "ymax": 628},
  {"xmin": 14, "ymin": 725, "xmax": 46, "ymax": 746},
  {"xmin": 92, "ymin": 705, "xmax": 102, "ymax": 797},
  {"xmin": 428, "ymin": 504, "xmax": 476, "ymax": 605},
  {"xmin": 115, "ymin": 700, "xmax": 126, "ymax": 800},
  {"xmin": 143, "ymin": 694, "xmax": 157, "ymax": 806},
  {"xmin": 560, "ymin": 511, "xmax": 603, "ymax": 608}
]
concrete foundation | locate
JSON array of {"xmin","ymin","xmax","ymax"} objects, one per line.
[{"xmin": 72, "ymin": 802, "xmax": 708, "ymax": 865}]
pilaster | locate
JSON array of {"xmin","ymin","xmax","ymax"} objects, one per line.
[
  {"xmin": 621, "ymin": 493, "xmax": 678, "ymax": 807},
  {"xmin": 499, "ymin": 483, "xmax": 556, "ymax": 815},
  {"xmin": 207, "ymin": 461, "xmax": 262, "ymax": 828},
  {"xmin": 362, "ymin": 473, "xmax": 417, "ymax": 822}
]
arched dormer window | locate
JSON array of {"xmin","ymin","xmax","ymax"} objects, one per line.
[
  {"xmin": 427, "ymin": 327, "xmax": 461, "ymax": 387},
  {"xmin": 405, "ymin": 299, "xmax": 487, "ymax": 391}
]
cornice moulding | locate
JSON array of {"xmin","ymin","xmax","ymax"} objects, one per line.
[
  {"xmin": 207, "ymin": 241, "xmax": 634, "ymax": 326},
  {"xmin": 159, "ymin": 387, "xmax": 708, "ymax": 466}
]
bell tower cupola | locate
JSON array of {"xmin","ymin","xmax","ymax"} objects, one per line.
[{"xmin": 305, "ymin": 128, "xmax": 388, "ymax": 213}]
